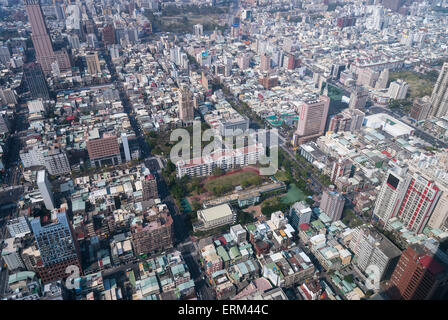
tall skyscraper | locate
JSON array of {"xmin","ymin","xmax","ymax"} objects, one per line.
[
  {"xmin": 260, "ymin": 53, "xmax": 271, "ymax": 72},
  {"xmin": 23, "ymin": 62, "xmax": 50, "ymax": 100},
  {"xmin": 293, "ymin": 95, "xmax": 330, "ymax": 146},
  {"xmin": 25, "ymin": 0, "xmax": 55, "ymax": 73},
  {"xmin": 31, "ymin": 210, "xmax": 82, "ymax": 284},
  {"xmin": 319, "ymin": 185, "xmax": 345, "ymax": 221},
  {"xmin": 394, "ymin": 173, "xmax": 441, "ymax": 234},
  {"xmin": 373, "ymin": 167, "xmax": 408, "ymax": 225},
  {"xmin": 37, "ymin": 169, "xmax": 55, "ymax": 210},
  {"xmin": 430, "ymin": 62, "xmax": 448, "ymax": 118},
  {"xmin": 178, "ymin": 84, "xmax": 194, "ymax": 124},
  {"xmin": 387, "ymin": 244, "xmax": 448, "ymax": 300},
  {"xmin": 374, "ymin": 168, "xmax": 442, "ymax": 233},
  {"xmin": 25, "ymin": 0, "xmax": 71, "ymax": 73}
]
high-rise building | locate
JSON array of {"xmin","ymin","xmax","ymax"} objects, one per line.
[
  {"xmin": 121, "ymin": 133, "xmax": 131, "ymax": 162},
  {"xmin": 289, "ymin": 201, "xmax": 312, "ymax": 230},
  {"xmin": 388, "ymin": 244, "xmax": 448, "ymax": 300},
  {"xmin": 349, "ymin": 86, "xmax": 369, "ymax": 110},
  {"xmin": 293, "ymin": 95, "xmax": 330, "ymax": 146},
  {"xmin": 193, "ymin": 24, "xmax": 203, "ymax": 37},
  {"xmin": 330, "ymin": 158, "xmax": 353, "ymax": 183},
  {"xmin": 178, "ymin": 84, "xmax": 194, "ymax": 125},
  {"xmin": 237, "ymin": 54, "xmax": 250, "ymax": 70},
  {"xmin": 31, "ymin": 211, "xmax": 82, "ymax": 284},
  {"xmin": 84, "ymin": 52, "xmax": 101, "ymax": 76},
  {"xmin": 23, "ymin": 62, "xmax": 50, "ymax": 100},
  {"xmin": 430, "ymin": 63, "xmax": 448, "ymax": 118},
  {"xmin": 131, "ymin": 205, "xmax": 174, "ymax": 255},
  {"xmin": 410, "ymin": 96, "xmax": 431, "ymax": 121},
  {"xmin": 25, "ymin": 0, "xmax": 55, "ymax": 73},
  {"xmin": 388, "ymin": 79, "xmax": 409, "ymax": 100},
  {"xmin": 102, "ymin": 24, "xmax": 115, "ymax": 46},
  {"xmin": 25, "ymin": 0, "xmax": 71, "ymax": 73},
  {"xmin": 37, "ymin": 169, "xmax": 55, "ymax": 211},
  {"xmin": 394, "ymin": 173, "xmax": 441, "ymax": 234},
  {"xmin": 373, "ymin": 167, "xmax": 408, "ymax": 225},
  {"xmin": 375, "ymin": 68, "xmax": 389, "ymax": 89},
  {"xmin": 260, "ymin": 53, "xmax": 271, "ymax": 72},
  {"xmin": 349, "ymin": 226, "xmax": 402, "ymax": 281},
  {"xmin": 319, "ymin": 185, "xmax": 345, "ymax": 221}
]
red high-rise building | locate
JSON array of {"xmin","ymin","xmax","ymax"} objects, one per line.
[{"xmin": 388, "ymin": 244, "xmax": 448, "ymax": 300}]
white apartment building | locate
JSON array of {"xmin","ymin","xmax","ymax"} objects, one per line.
[{"xmin": 176, "ymin": 143, "xmax": 265, "ymax": 178}]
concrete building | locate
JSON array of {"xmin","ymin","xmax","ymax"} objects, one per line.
[
  {"xmin": 31, "ymin": 211, "xmax": 82, "ymax": 284},
  {"xmin": 350, "ymin": 226, "xmax": 401, "ymax": 281},
  {"xmin": 7, "ymin": 216, "xmax": 31, "ymax": 238},
  {"xmin": 293, "ymin": 95, "xmax": 330, "ymax": 146},
  {"xmin": 85, "ymin": 52, "xmax": 101, "ymax": 75},
  {"xmin": 410, "ymin": 96, "xmax": 431, "ymax": 121},
  {"xmin": 388, "ymin": 79, "xmax": 409, "ymax": 100},
  {"xmin": 388, "ymin": 244, "xmax": 448, "ymax": 300},
  {"xmin": 86, "ymin": 130, "xmax": 121, "ymax": 168},
  {"xmin": 430, "ymin": 62, "xmax": 448, "ymax": 118},
  {"xmin": 1, "ymin": 238, "xmax": 25, "ymax": 270},
  {"xmin": 178, "ymin": 85, "xmax": 194, "ymax": 125},
  {"xmin": 289, "ymin": 201, "xmax": 312, "ymax": 230},
  {"xmin": 194, "ymin": 204, "xmax": 236, "ymax": 232},
  {"xmin": 319, "ymin": 185, "xmax": 345, "ymax": 222},
  {"xmin": 37, "ymin": 169, "xmax": 55, "ymax": 211}
]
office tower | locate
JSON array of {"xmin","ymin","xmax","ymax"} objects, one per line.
[
  {"xmin": 293, "ymin": 95, "xmax": 330, "ymax": 146},
  {"xmin": 178, "ymin": 84, "xmax": 194, "ymax": 124},
  {"xmin": 394, "ymin": 173, "xmax": 441, "ymax": 234},
  {"xmin": 31, "ymin": 211, "xmax": 82, "ymax": 284},
  {"xmin": 410, "ymin": 96, "xmax": 431, "ymax": 121},
  {"xmin": 121, "ymin": 133, "xmax": 131, "ymax": 162},
  {"xmin": 85, "ymin": 52, "xmax": 101, "ymax": 75},
  {"xmin": 260, "ymin": 53, "xmax": 271, "ymax": 72},
  {"xmin": 383, "ymin": 0, "xmax": 403, "ymax": 12},
  {"xmin": 349, "ymin": 226, "xmax": 401, "ymax": 281},
  {"xmin": 25, "ymin": 0, "xmax": 55, "ymax": 73},
  {"xmin": 319, "ymin": 185, "xmax": 345, "ymax": 221},
  {"xmin": 289, "ymin": 201, "xmax": 312, "ymax": 230},
  {"xmin": 102, "ymin": 24, "xmax": 115, "ymax": 46},
  {"xmin": 349, "ymin": 86, "xmax": 369, "ymax": 110},
  {"xmin": 388, "ymin": 244, "xmax": 448, "ymax": 300},
  {"xmin": 23, "ymin": 62, "xmax": 50, "ymax": 100},
  {"xmin": 375, "ymin": 68, "xmax": 389, "ymax": 89},
  {"xmin": 193, "ymin": 24, "xmax": 203, "ymax": 37},
  {"xmin": 86, "ymin": 131, "xmax": 121, "ymax": 168},
  {"xmin": 430, "ymin": 63, "xmax": 448, "ymax": 118},
  {"xmin": 388, "ymin": 79, "xmax": 409, "ymax": 100},
  {"xmin": 37, "ymin": 169, "xmax": 55, "ymax": 210},
  {"xmin": 373, "ymin": 167, "xmax": 408, "ymax": 225}
]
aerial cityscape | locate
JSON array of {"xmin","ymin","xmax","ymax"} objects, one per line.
[{"xmin": 0, "ymin": 0, "xmax": 448, "ymax": 302}]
